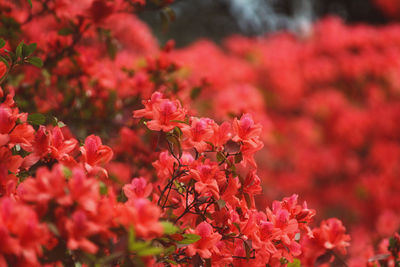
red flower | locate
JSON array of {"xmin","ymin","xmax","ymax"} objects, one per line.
[
  {"xmin": 312, "ymin": 218, "xmax": 350, "ymax": 254},
  {"xmin": 133, "ymin": 92, "xmax": 186, "ymax": 132},
  {"xmin": 186, "ymin": 222, "xmax": 222, "ymax": 258},
  {"xmin": 66, "ymin": 210, "xmax": 101, "ymax": 254},
  {"xmin": 123, "ymin": 177, "xmax": 153, "ymax": 199}
]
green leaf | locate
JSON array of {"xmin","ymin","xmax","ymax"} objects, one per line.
[
  {"xmin": 161, "ymin": 221, "xmax": 179, "ymax": 235},
  {"xmin": 26, "ymin": 57, "xmax": 43, "ymax": 68},
  {"xmin": 190, "ymin": 86, "xmax": 202, "ymax": 100},
  {"xmin": 62, "ymin": 166, "xmax": 72, "ymax": 179},
  {"xmin": 164, "ymin": 259, "xmax": 178, "ymax": 265},
  {"xmin": 234, "ymin": 152, "xmax": 243, "ymax": 164},
  {"xmin": 106, "ymin": 38, "xmax": 117, "ymax": 60},
  {"xmin": 173, "ymin": 180, "xmax": 185, "ymax": 194},
  {"xmin": 173, "ymin": 126, "xmax": 182, "ymax": 138},
  {"xmin": 128, "ymin": 227, "xmax": 136, "ymax": 251},
  {"xmin": 16, "ymin": 41, "xmax": 24, "ymax": 59},
  {"xmin": 27, "ymin": 0, "xmax": 32, "ymax": 8},
  {"xmin": 166, "ymin": 134, "xmax": 182, "ymax": 158},
  {"xmin": 99, "ymin": 181, "xmax": 108, "ymax": 195},
  {"xmin": 47, "ymin": 222, "xmax": 60, "ymax": 236},
  {"xmin": 177, "ymin": 234, "xmax": 201, "ymax": 244},
  {"xmin": 216, "ymin": 199, "xmax": 226, "ymax": 209},
  {"xmin": 233, "ymin": 222, "xmax": 241, "ymax": 232},
  {"xmin": 0, "ymin": 39, "xmax": 5, "ymax": 48},
  {"xmin": 170, "ymin": 119, "xmax": 190, "ymax": 125},
  {"xmin": 216, "ymin": 151, "xmax": 225, "ymax": 162},
  {"xmin": 28, "ymin": 113, "xmax": 46, "ymax": 125},
  {"xmin": 0, "ymin": 56, "xmax": 9, "ymax": 68},
  {"xmin": 243, "ymin": 241, "xmax": 252, "ymax": 261},
  {"xmin": 6, "ymin": 50, "xmax": 17, "ymax": 62},
  {"xmin": 163, "ymin": 246, "xmax": 177, "ymax": 256},
  {"xmin": 243, "ymin": 192, "xmax": 252, "ymax": 209},
  {"xmin": 136, "ymin": 247, "xmax": 163, "ymax": 257},
  {"xmin": 160, "ymin": 7, "xmax": 176, "ymax": 31},
  {"xmin": 58, "ymin": 27, "xmax": 74, "ymax": 36},
  {"xmin": 22, "ymin": 43, "xmax": 36, "ymax": 57},
  {"xmin": 288, "ymin": 259, "xmax": 301, "ymax": 267},
  {"xmin": 130, "ymin": 241, "xmax": 150, "ymax": 252},
  {"xmin": 280, "ymin": 258, "xmax": 289, "ymax": 265}
]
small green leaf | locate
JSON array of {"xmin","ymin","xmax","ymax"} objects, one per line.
[
  {"xmin": 130, "ymin": 241, "xmax": 150, "ymax": 252},
  {"xmin": 163, "ymin": 246, "xmax": 177, "ymax": 256},
  {"xmin": 99, "ymin": 181, "xmax": 108, "ymax": 195},
  {"xmin": 27, "ymin": 0, "xmax": 32, "ymax": 8},
  {"xmin": 16, "ymin": 41, "xmax": 24, "ymax": 59},
  {"xmin": 234, "ymin": 152, "xmax": 243, "ymax": 163},
  {"xmin": 233, "ymin": 222, "xmax": 241, "ymax": 232},
  {"xmin": 57, "ymin": 121, "xmax": 66, "ymax": 127},
  {"xmin": 0, "ymin": 56, "xmax": 9, "ymax": 68},
  {"xmin": 161, "ymin": 221, "xmax": 179, "ymax": 235},
  {"xmin": 128, "ymin": 227, "xmax": 136, "ymax": 251},
  {"xmin": 243, "ymin": 241, "xmax": 252, "ymax": 261},
  {"xmin": 62, "ymin": 166, "xmax": 72, "ymax": 179},
  {"xmin": 190, "ymin": 86, "xmax": 202, "ymax": 100},
  {"xmin": 177, "ymin": 234, "xmax": 201, "ymax": 244},
  {"xmin": 280, "ymin": 257, "xmax": 289, "ymax": 265},
  {"xmin": 216, "ymin": 199, "xmax": 226, "ymax": 209},
  {"xmin": 216, "ymin": 151, "xmax": 225, "ymax": 162},
  {"xmin": 288, "ymin": 259, "xmax": 301, "ymax": 267},
  {"xmin": 28, "ymin": 113, "xmax": 46, "ymax": 125},
  {"xmin": 164, "ymin": 259, "xmax": 178, "ymax": 265},
  {"xmin": 0, "ymin": 39, "xmax": 5, "ymax": 48},
  {"xmin": 26, "ymin": 57, "xmax": 43, "ymax": 68},
  {"xmin": 170, "ymin": 119, "xmax": 190, "ymax": 125},
  {"xmin": 173, "ymin": 126, "xmax": 182, "ymax": 138},
  {"xmin": 166, "ymin": 134, "xmax": 182, "ymax": 158},
  {"xmin": 23, "ymin": 43, "xmax": 36, "ymax": 57},
  {"xmin": 173, "ymin": 180, "xmax": 185, "ymax": 194},
  {"xmin": 244, "ymin": 192, "xmax": 252, "ymax": 209},
  {"xmin": 58, "ymin": 28, "xmax": 74, "ymax": 36},
  {"xmin": 136, "ymin": 247, "xmax": 163, "ymax": 257},
  {"xmin": 106, "ymin": 38, "xmax": 117, "ymax": 60},
  {"xmin": 160, "ymin": 7, "xmax": 176, "ymax": 31},
  {"xmin": 205, "ymin": 141, "xmax": 215, "ymax": 151},
  {"xmin": 47, "ymin": 222, "xmax": 60, "ymax": 236}
]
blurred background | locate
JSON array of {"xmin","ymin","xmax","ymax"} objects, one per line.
[{"xmin": 139, "ymin": 0, "xmax": 390, "ymax": 46}]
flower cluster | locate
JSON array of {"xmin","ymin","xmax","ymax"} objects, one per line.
[
  {"xmin": 3, "ymin": 0, "xmax": 400, "ymax": 266},
  {"xmin": 0, "ymin": 82, "xmax": 350, "ymax": 266}
]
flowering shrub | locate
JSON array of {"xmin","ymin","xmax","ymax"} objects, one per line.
[{"xmin": 0, "ymin": 0, "xmax": 400, "ymax": 266}]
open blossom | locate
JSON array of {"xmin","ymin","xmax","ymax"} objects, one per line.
[
  {"xmin": 123, "ymin": 177, "xmax": 153, "ymax": 199},
  {"xmin": 116, "ymin": 198, "xmax": 164, "ymax": 239},
  {"xmin": 133, "ymin": 92, "xmax": 187, "ymax": 132},
  {"xmin": 300, "ymin": 218, "xmax": 350, "ymax": 266},
  {"xmin": 181, "ymin": 117, "xmax": 215, "ymax": 152},
  {"xmin": 80, "ymin": 135, "xmax": 113, "ymax": 177},
  {"xmin": 186, "ymin": 222, "xmax": 222, "ymax": 258},
  {"xmin": 65, "ymin": 210, "xmax": 101, "ymax": 254},
  {"xmin": 17, "ymin": 165, "xmax": 72, "ymax": 210},
  {"xmin": 0, "ymin": 147, "xmax": 23, "ymax": 195},
  {"xmin": 232, "ymin": 113, "xmax": 262, "ymax": 142},
  {"xmin": 209, "ymin": 121, "xmax": 232, "ymax": 148},
  {"xmin": 312, "ymin": 218, "xmax": 350, "ymax": 254},
  {"xmin": 0, "ymin": 105, "xmax": 34, "ymax": 150},
  {"xmin": 7, "ymin": 0, "xmax": 400, "ymax": 264},
  {"xmin": 0, "ymin": 198, "xmax": 49, "ymax": 266},
  {"xmin": 189, "ymin": 160, "xmax": 225, "ymax": 198},
  {"xmin": 80, "ymin": 135, "xmax": 113, "ymax": 166}
]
